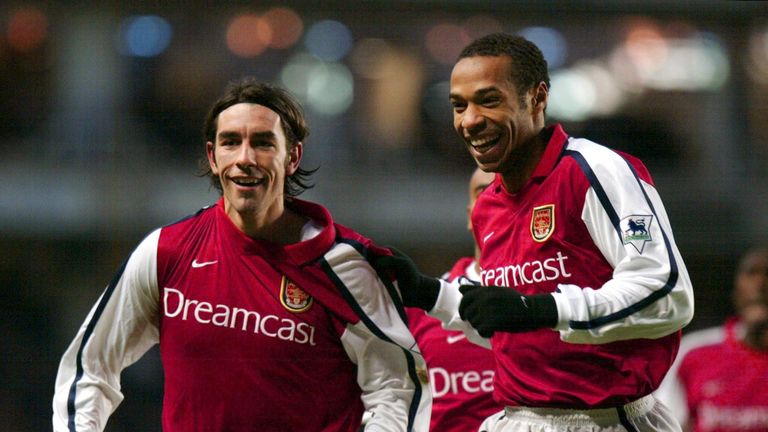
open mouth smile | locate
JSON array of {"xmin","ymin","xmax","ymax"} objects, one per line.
[
  {"xmin": 469, "ymin": 135, "xmax": 500, "ymax": 153},
  {"xmin": 231, "ymin": 177, "xmax": 265, "ymax": 187}
]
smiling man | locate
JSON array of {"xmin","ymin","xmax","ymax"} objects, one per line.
[
  {"xmin": 52, "ymin": 79, "xmax": 431, "ymax": 432},
  {"xmin": 374, "ymin": 33, "xmax": 694, "ymax": 432}
]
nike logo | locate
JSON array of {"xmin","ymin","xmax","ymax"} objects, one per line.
[
  {"xmin": 483, "ymin": 231, "xmax": 495, "ymax": 243},
  {"xmin": 191, "ymin": 259, "xmax": 218, "ymax": 268},
  {"xmin": 446, "ymin": 334, "xmax": 466, "ymax": 344}
]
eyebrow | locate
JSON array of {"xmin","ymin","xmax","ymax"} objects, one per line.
[
  {"xmin": 449, "ymin": 86, "xmax": 502, "ymax": 101},
  {"xmin": 217, "ymin": 131, "xmax": 277, "ymax": 140}
]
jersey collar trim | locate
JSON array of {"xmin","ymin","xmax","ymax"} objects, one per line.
[
  {"xmin": 530, "ymin": 123, "xmax": 569, "ymax": 180},
  {"xmin": 215, "ymin": 197, "xmax": 336, "ymax": 265}
]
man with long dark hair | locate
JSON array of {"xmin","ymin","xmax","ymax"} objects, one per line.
[{"xmin": 53, "ymin": 78, "xmax": 431, "ymax": 432}]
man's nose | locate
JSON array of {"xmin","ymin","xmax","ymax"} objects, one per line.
[
  {"xmin": 235, "ymin": 142, "xmax": 257, "ymax": 168},
  {"xmin": 461, "ymin": 105, "xmax": 485, "ymax": 133}
]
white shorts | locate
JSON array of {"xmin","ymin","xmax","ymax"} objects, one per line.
[{"xmin": 478, "ymin": 395, "xmax": 680, "ymax": 432}]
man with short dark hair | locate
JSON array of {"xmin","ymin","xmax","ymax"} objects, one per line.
[
  {"xmin": 53, "ymin": 78, "xmax": 431, "ymax": 432},
  {"xmin": 375, "ymin": 33, "xmax": 694, "ymax": 432}
]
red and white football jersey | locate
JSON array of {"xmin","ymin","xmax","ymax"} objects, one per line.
[
  {"xmin": 657, "ymin": 318, "xmax": 768, "ymax": 432},
  {"xmin": 407, "ymin": 257, "xmax": 499, "ymax": 432},
  {"xmin": 428, "ymin": 124, "xmax": 694, "ymax": 408},
  {"xmin": 53, "ymin": 198, "xmax": 431, "ymax": 432}
]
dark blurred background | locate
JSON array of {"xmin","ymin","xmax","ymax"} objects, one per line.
[{"xmin": 3, "ymin": 1, "xmax": 768, "ymax": 430}]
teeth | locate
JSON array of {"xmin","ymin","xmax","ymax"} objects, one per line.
[
  {"xmin": 233, "ymin": 178, "xmax": 261, "ymax": 186},
  {"xmin": 470, "ymin": 136, "xmax": 498, "ymax": 147}
]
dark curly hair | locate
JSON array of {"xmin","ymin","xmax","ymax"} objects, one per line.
[
  {"xmin": 199, "ymin": 77, "xmax": 316, "ymax": 197},
  {"xmin": 458, "ymin": 33, "xmax": 550, "ymax": 106}
]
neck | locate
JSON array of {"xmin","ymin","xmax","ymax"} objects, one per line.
[
  {"xmin": 228, "ymin": 200, "xmax": 308, "ymax": 244},
  {"xmin": 499, "ymin": 134, "xmax": 547, "ymax": 193}
]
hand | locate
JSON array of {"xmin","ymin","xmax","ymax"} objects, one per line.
[
  {"xmin": 371, "ymin": 247, "xmax": 441, "ymax": 310},
  {"xmin": 458, "ymin": 285, "xmax": 558, "ymax": 337}
]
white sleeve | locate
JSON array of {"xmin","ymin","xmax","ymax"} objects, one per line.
[
  {"xmin": 428, "ymin": 279, "xmax": 491, "ymax": 349},
  {"xmin": 325, "ymin": 243, "xmax": 431, "ymax": 432},
  {"xmin": 52, "ymin": 229, "xmax": 161, "ymax": 432},
  {"xmin": 341, "ymin": 323, "xmax": 430, "ymax": 432},
  {"xmin": 551, "ymin": 142, "xmax": 694, "ymax": 344}
]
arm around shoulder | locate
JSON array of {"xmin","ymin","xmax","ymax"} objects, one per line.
[{"xmin": 327, "ymin": 244, "xmax": 432, "ymax": 431}]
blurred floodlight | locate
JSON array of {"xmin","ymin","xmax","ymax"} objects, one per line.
[
  {"xmin": 305, "ymin": 20, "xmax": 353, "ymax": 61},
  {"xmin": 547, "ymin": 69, "xmax": 597, "ymax": 121},
  {"xmin": 307, "ymin": 62, "xmax": 354, "ymax": 115},
  {"xmin": 359, "ymin": 46, "xmax": 425, "ymax": 148},
  {"xmin": 6, "ymin": 7, "xmax": 49, "ymax": 53},
  {"xmin": 623, "ymin": 19, "xmax": 669, "ymax": 79},
  {"xmin": 519, "ymin": 26, "xmax": 567, "ymax": 69},
  {"xmin": 280, "ymin": 53, "xmax": 353, "ymax": 115},
  {"xmin": 280, "ymin": 52, "xmax": 319, "ymax": 97},
  {"xmin": 350, "ymin": 38, "xmax": 394, "ymax": 79},
  {"xmin": 226, "ymin": 13, "xmax": 270, "ymax": 58},
  {"xmin": 425, "ymin": 23, "xmax": 471, "ymax": 65},
  {"xmin": 611, "ymin": 19, "xmax": 729, "ymax": 92},
  {"xmin": 463, "ymin": 15, "xmax": 504, "ymax": 40},
  {"xmin": 262, "ymin": 7, "xmax": 303, "ymax": 49},
  {"xmin": 643, "ymin": 33, "xmax": 729, "ymax": 91},
  {"xmin": 575, "ymin": 62, "xmax": 625, "ymax": 116},
  {"xmin": 748, "ymin": 26, "xmax": 768, "ymax": 84},
  {"xmin": 119, "ymin": 15, "xmax": 172, "ymax": 58}
]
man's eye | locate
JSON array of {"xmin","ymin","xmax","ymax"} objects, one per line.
[{"xmin": 451, "ymin": 102, "xmax": 466, "ymax": 113}]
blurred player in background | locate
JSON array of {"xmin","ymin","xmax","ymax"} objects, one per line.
[
  {"xmin": 406, "ymin": 167, "xmax": 499, "ymax": 431},
  {"xmin": 374, "ymin": 32, "xmax": 694, "ymax": 432},
  {"xmin": 656, "ymin": 246, "xmax": 768, "ymax": 432},
  {"xmin": 52, "ymin": 78, "xmax": 431, "ymax": 432}
]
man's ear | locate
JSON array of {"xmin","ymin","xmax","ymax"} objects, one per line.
[
  {"xmin": 286, "ymin": 141, "xmax": 303, "ymax": 175},
  {"xmin": 206, "ymin": 141, "xmax": 219, "ymax": 175},
  {"xmin": 531, "ymin": 81, "xmax": 549, "ymax": 113}
]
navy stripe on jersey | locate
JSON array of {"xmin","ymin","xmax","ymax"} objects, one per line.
[
  {"xmin": 161, "ymin": 204, "xmax": 212, "ymax": 229},
  {"xmin": 67, "ymin": 257, "xmax": 131, "ymax": 432},
  {"xmin": 617, "ymin": 406, "xmax": 639, "ymax": 432},
  {"xmin": 319, "ymin": 240, "xmax": 423, "ymax": 432},
  {"xmin": 338, "ymin": 238, "xmax": 411, "ymax": 327},
  {"xmin": 564, "ymin": 150, "xmax": 624, "ymax": 240},
  {"xmin": 563, "ymin": 149, "xmax": 679, "ymax": 330}
]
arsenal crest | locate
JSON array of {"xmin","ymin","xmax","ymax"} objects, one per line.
[
  {"xmin": 531, "ymin": 204, "xmax": 555, "ymax": 242},
  {"xmin": 280, "ymin": 276, "xmax": 313, "ymax": 313}
]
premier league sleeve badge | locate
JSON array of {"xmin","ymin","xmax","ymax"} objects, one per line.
[{"xmin": 620, "ymin": 215, "xmax": 654, "ymax": 253}]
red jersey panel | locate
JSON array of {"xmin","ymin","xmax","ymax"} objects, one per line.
[
  {"xmin": 157, "ymin": 202, "xmax": 361, "ymax": 431},
  {"xmin": 678, "ymin": 319, "xmax": 768, "ymax": 432}
]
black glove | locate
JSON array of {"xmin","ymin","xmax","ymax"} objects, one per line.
[
  {"xmin": 458, "ymin": 285, "xmax": 558, "ymax": 337},
  {"xmin": 371, "ymin": 248, "xmax": 441, "ymax": 310}
]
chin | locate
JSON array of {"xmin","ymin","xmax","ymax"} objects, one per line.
[{"xmin": 475, "ymin": 160, "xmax": 501, "ymax": 173}]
